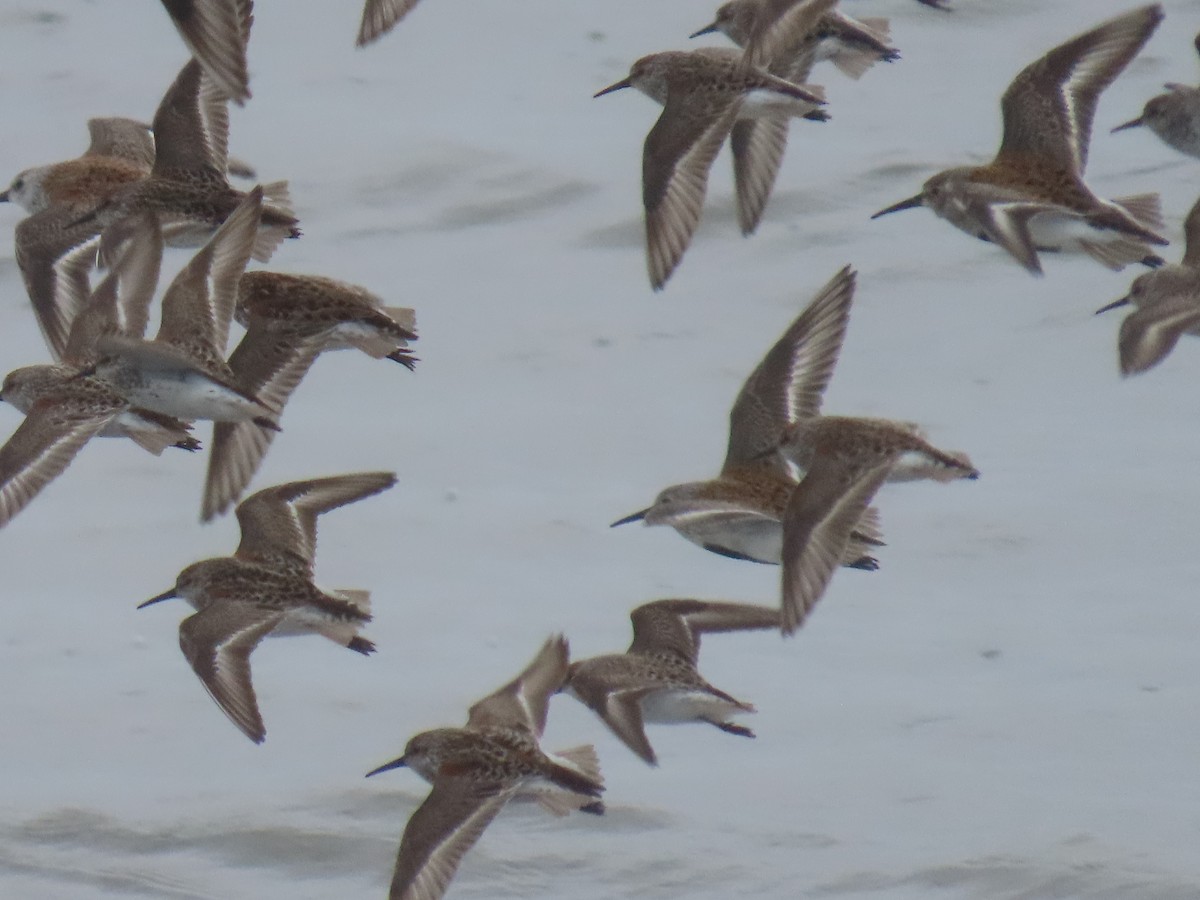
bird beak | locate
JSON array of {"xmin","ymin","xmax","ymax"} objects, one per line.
[
  {"xmin": 365, "ymin": 755, "xmax": 407, "ymax": 777},
  {"xmin": 594, "ymin": 77, "xmax": 632, "ymax": 99},
  {"xmin": 610, "ymin": 507, "xmax": 649, "ymax": 527},
  {"xmin": 1111, "ymin": 116, "xmax": 1144, "ymax": 133},
  {"xmin": 689, "ymin": 21, "xmax": 719, "ymax": 38},
  {"xmin": 1094, "ymin": 296, "xmax": 1131, "ymax": 315},
  {"xmin": 138, "ymin": 588, "xmax": 177, "ymax": 609},
  {"xmin": 870, "ymin": 193, "xmax": 925, "ymax": 219}
]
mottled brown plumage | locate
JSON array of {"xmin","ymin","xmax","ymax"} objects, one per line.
[
  {"xmin": 565, "ymin": 599, "xmax": 779, "ymax": 765},
  {"xmin": 872, "ymin": 5, "xmax": 1167, "ymax": 274},
  {"xmin": 367, "ymin": 637, "xmax": 604, "ymax": 900}
]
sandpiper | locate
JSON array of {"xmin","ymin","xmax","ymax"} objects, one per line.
[
  {"xmin": 88, "ymin": 191, "xmax": 291, "ymax": 519},
  {"xmin": 779, "ymin": 414, "xmax": 975, "ymax": 635},
  {"xmin": 358, "ymin": 0, "xmax": 422, "ymax": 47},
  {"xmin": 0, "ymin": 222, "xmax": 203, "ymax": 529},
  {"xmin": 565, "ymin": 599, "xmax": 780, "ymax": 766},
  {"xmin": 199, "ymin": 272, "xmax": 418, "ymax": 521},
  {"xmin": 688, "ymin": 0, "xmax": 858, "ymax": 234},
  {"xmin": 751, "ymin": 273, "xmax": 976, "ymax": 637},
  {"xmin": 1096, "ymin": 194, "xmax": 1200, "ymax": 376},
  {"xmin": 611, "ymin": 265, "xmax": 885, "ymax": 570},
  {"xmin": 1, "ymin": 118, "xmax": 154, "ymax": 360},
  {"xmin": 58, "ymin": 210, "xmax": 200, "ymax": 454},
  {"xmin": 81, "ymin": 59, "xmax": 298, "ymax": 263},
  {"xmin": 692, "ymin": 0, "xmax": 898, "ymax": 82},
  {"xmin": 90, "ymin": 188, "xmax": 275, "ymax": 427},
  {"xmin": 366, "ymin": 636, "xmax": 604, "ymax": 900},
  {"xmin": 1112, "ymin": 31, "xmax": 1200, "ymax": 159},
  {"xmin": 872, "ymin": 5, "xmax": 1168, "ymax": 274},
  {"xmin": 160, "ymin": 0, "xmax": 253, "ymax": 105},
  {"xmin": 595, "ymin": 48, "xmax": 825, "ymax": 289},
  {"xmin": 137, "ymin": 471, "xmax": 394, "ymax": 742},
  {"xmin": 236, "ymin": 272, "xmax": 417, "ymax": 368}
]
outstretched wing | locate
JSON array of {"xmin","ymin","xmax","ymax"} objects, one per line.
[
  {"xmin": 780, "ymin": 454, "xmax": 892, "ymax": 634},
  {"xmin": 629, "ymin": 599, "xmax": 780, "ymax": 664},
  {"xmin": 178, "ymin": 602, "xmax": 284, "ymax": 744},
  {"xmin": 996, "ymin": 5, "xmax": 1162, "ymax": 176},
  {"xmin": 234, "ymin": 470, "xmax": 397, "ymax": 574},
  {"xmin": 466, "ymin": 635, "xmax": 569, "ymax": 737},
  {"xmin": 388, "ymin": 778, "xmax": 514, "ymax": 900},
  {"xmin": 724, "ymin": 266, "xmax": 855, "ymax": 471}
]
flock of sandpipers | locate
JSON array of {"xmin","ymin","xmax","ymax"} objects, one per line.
[{"xmin": 2, "ymin": 1, "xmax": 1199, "ymax": 898}]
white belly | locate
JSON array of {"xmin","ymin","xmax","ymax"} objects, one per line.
[
  {"xmin": 640, "ymin": 689, "xmax": 746, "ymax": 725},
  {"xmin": 127, "ymin": 372, "xmax": 260, "ymax": 422},
  {"xmin": 1027, "ymin": 211, "xmax": 1108, "ymax": 250},
  {"xmin": 675, "ymin": 517, "xmax": 782, "ymax": 564}
]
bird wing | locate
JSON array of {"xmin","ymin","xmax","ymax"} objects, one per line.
[
  {"xmin": 466, "ymin": 635, "xmax": 569, "ymax": 737},
  {"xmin": 629, "ymin": 599, "xmax": 780, "ymax": 664},
  {"xmin": 150, "ymin": 57, "xmax": 233, "ymax": 175},
  {"xmin": 0, "ymin": 393, "xmax": 120, "ymax": 529},
  {"xmin": 178, "ymin": 602, "xmax": 284, "ymax": 744},
  {"xmin": 235, "ymin": 470, "xmax": 396, "ymax": 574},
  {"xmin": 780, "ymin": 454, "xmax": 892, "ymax": 634},
  {"xmin": 357, "ymin": 0, "xmax": 422, "ymax": 47},
  {"xmin": 201, "ymin": 324, "xmax": 324, "ymax": 522},
  {"xmin": 84, "ymin": 117, "xmax": 156, "ymax": 170},
  {"xmin": 996, "ymin": 5, "xmax": 1162, "ymax": 176},
  {"xmin": 62, "ymin": 212, "xmax": 163, "ymax": 366},
  {"xmin": 156, "ymin": 187, "xmax": 262, "ymax": 356},
  {"xmin": 642, "ymin": 90, "xmax": 741, "ymax": 289},
  {"xmin": 388, "ymin": 778, "xmax": 514, "ymax": 900},
  {"xmin": 723, "ymin": 266, "xmax": 855, "ymax": 472}
]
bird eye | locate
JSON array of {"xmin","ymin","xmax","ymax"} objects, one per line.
[{"xmin": 12, "ymin": 178, "xmax": 23, "ymax": 191}]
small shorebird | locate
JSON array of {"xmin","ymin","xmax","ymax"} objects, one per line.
[
  {"xmin": 564, "ymin": 599, "xmax": 780, "ymax": 766},
  {"xmin": 88, "ymin": 191, "xmax": 290, "ymax": 518},
  {"xmin": 90, "ymin": 189, "xmax": 275, "ymax": 424},
  {"xmin": 366, "ymin": 636, "xmax": 604, "ymax": 900},
  {"xmin": 692, "ymin": 0, "xmax": 897, "ymax": 82},
  {"xmin": 779, "ymin": 414, "xmax": 975, "ymax": 635},
  {"xmin": 595, "ymin": 47, "xmax": 826, "ymax": 289},
  {"xmin": 612, "ymin": 266, "xmax": 884, "ymax": 570},
  {"xmin": 690, "ymin": 0, "xmax": 874, "ymax": 234},
  {"xmin": 1112, "ymin": 31, "xmax": 1200, "ymax": 160},
  {"xmin": 872, "ymin": 5, "xmax": 1168, "ymax": 274},
  {"xmin": 160, "ymin": 0, "xmax": 253, "ymax": 105},
  {"xmin": 1, "ymin": 118, "xmax": 153, "ymax": 360},
  {"xmin": 137, "ymin": 471, "xmax": 395, "ymax": 742},
  {"xmin": 0, "ymin": 222, "xmax": 200, "ymax": 529},
  {"xmin": 236, "ymin": 272, "xmax": 417, "ymax": 369},
  {"xmin": 1096, "ymin": 194, "xmax": 1200, "ymax": 376},
  {"xmin": 199, "ymin": 272, "xmax": 418, "ymax": 521},
  {"xmin": 81, "ymin": 59, "xmax": 298, "ymax": 263}
]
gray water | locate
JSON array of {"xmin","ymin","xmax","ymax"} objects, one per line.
[{"xmin": 1, "ymin": 0, "xmax": 1199, "ymax": 897}]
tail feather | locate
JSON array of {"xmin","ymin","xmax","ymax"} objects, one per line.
[
  {"xmin": 1079, "ymin": 237, "xmax": 1159, "ymax": 272},
  {"xmin": 830, "ymin": 48, "xmax": 878, "ymax": 80},
  {"xmin": 334, "ymin": 589, "xmax": 372, "ymax": 614},
  {"xmin": 857, "ymin": 17, "xmax": 891, "ymax": 40},
  {"xmin": 383, "ymin": 306, "xmax": 418, "ymax": 335},
  {"xmin": 1112, "ymin": 193, "xmax": 1163, "ymax": 231},
  {"xmin": 553, "ymin": 744, "xmax": 603, "ymax": 787},
  {"xmin": 545, "ymin": 754, "xmax": 604, "ymax": 800},
  {"xmin": 260, "ymin": 180, "xmax": 294, "ymax": 216}
]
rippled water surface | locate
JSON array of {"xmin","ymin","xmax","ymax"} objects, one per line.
[{"xmin": 2, "ymin": 0, "xmax": 1200, "ymax": 897}]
